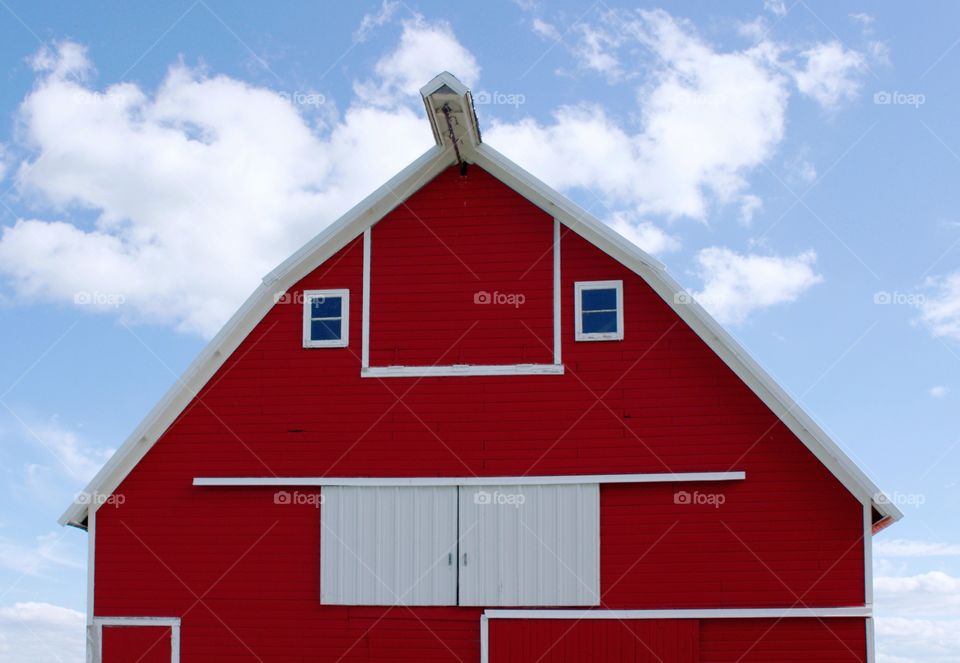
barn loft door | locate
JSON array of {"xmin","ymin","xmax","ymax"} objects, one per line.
[
  {"xmin": 457, "ymin": 484, "xmax": 600, "ymax": 606},
  {"xmin": 320, "ymin": 486, "xmax": 458, "ymax": 605}
]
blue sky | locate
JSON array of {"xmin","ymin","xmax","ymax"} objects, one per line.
[{"xmin": 0, "ymin": 1, "xmax": 958, "ymax": 660}]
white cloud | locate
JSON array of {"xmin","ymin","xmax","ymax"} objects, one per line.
[
  {"xmin": 1, "ymin": 8, "xmax": 869, "ymax": 335},
  {"xmin": 877, "ymin": 617, "xmax": 960, "ymax": 663},
  {"xmin": 607, "ymin": 213, "xmax": 679, "ymax": 255},
  {"xmin": 490, "ymin": 10, "xmax": 790, "ymax": 224},
  {"xmin": 690, "ymin": 247, "xmax": 823, "ymax": 324},
  {"xmin": 875, "ymin": 570, "xmax": 960, "ymax": 662},
  {"xmin": 354, "ymin": 16, "xmax": 480, "ymax": 105},
  {"xmin": 531, "ymin": 18, "xmax": 561, "ymax": 42},
  {"xmin": 354, "ymin": 0, "xmax": 401, "ymax": 42},
  {"xmin": 499, "ymin": 8, "xmax": 873, "ymax": 243},
  {"xmin": 877, "ymin": 539, "xmax": 960, "ymax": 556},
  {"xmin": 929, "ymin": 386, "xmax": 948, "ymax": 398},
  {"xmin": 785, "ymin": 154, "xmax": 818, "ymax": 185},
  {"xmin": 0, "ymin": 602, "xmax": 84, "ymax": 663},
  {"xmin": 571, "ymin": 22, "xmax": 624, "ymax": 79},
  {"xmin": 0, "ymin": 40, "xmax": 432, "ymax": 337},
  {"xmin": 792, "ymin": 41, "xmax": 867, "ymax": 109},
  {"xmin": 738, "ymin": 194, "xmax": 763, "ymax": 224},
  {"xmin": 876, "ymin": 570, "xmax": 960, "ymax": 616},
  {"xmin": 30, "ymin": 42, "xmax": 90, "ymax": 81},
  {"xmin": 917, "ymin": 272, "xmax": 960, "ymax": 341}
]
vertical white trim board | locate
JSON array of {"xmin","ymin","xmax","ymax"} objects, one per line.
[
  {"xmin": 553, "ymin": 218, "xmax": 561, "ymax": 365},
  {"xmin": 864, "ymin": 501, "xmax": 874, "ymax": 606},
  {"xmin": 362, "ymin": 228, "xmax": 371, "ymax": 368}
]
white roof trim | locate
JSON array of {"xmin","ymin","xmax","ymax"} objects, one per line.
[{"xmin": 60, "ymin": 73, "xmax": 901, "ymax": 529}]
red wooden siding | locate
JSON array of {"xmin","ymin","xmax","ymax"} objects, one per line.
[
  {"xmin": 487, "ymin": 618, "xmax": 866, "ymax": 663},
  {"xmin": 370, "ymin": 166, "xmax": 555, "ymax": 367},
  {"xmin": 699, "ymin": 618, "xmax": 867, "ymax": 662},
  {"xmin": 93, "ymin": 165, "xmax": 867, "ymax": 661},
  {"xmin": 489, "ymin": 618, "xmax": 698, "ymax": 662},
  {"xmin": 101, "ymin": 625, "xmax": 171, "ymax": 662}
]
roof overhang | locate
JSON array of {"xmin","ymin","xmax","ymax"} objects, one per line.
[{"xmin": 60, "ymin": 72, "xmax": 902, "ymax": 530}]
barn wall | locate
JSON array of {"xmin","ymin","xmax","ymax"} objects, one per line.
[{"xmin": 93, "ymin": 165, "xmax": 866, "ymax": 661}]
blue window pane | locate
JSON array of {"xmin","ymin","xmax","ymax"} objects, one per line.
[
  {"xmin": 311, "ymin": 319, "xmax": 342, "ymax": 341},
  {"xmin": 311, "ymin": 296, "xmax": 341, "ymax": 318},
  {"xmin": 581, "ymin": 288, "xmax": 617, "ymax": 311},
  {"xmin": 582, "ymin": 310, "xmax": 618, "ymax": 334}
]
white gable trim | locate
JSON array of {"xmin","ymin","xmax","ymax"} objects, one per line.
[{"xmin": 59, "ymin": 74, "xmax": 900, "ymax": 529}]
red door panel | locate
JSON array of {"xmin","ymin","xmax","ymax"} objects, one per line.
[{"xmin": 101, "ymin": 625, "xmax": 171, "ymax": 663}]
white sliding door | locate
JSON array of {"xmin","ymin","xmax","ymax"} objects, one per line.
[
  {"xmin": 320, "ymin": 486, "xmax": 458, "ymax": 605},
  {"xmin": 457, "ymin": 484, "xmax": 600, "ymax": 606}
]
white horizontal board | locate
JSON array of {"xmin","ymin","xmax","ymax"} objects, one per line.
[
  {"xmin": 361, "ymin": 364, "xmax": 564, "ymax": 377},
  {"xmin": 458, "ymin": 484, "xmax": 600, "ymax": 607},
  {"xmin": 194, "ymin": 472, "xmax": 744, "ymax": 487},
  {"xmin": 483, "ymin": 607, "xmax": 873, "ymax": 619},
  {"xmin": 320, "ymin": 486, "xmax": 457, "ymax": 605}
]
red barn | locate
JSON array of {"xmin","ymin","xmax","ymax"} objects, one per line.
[{"xmin": 61, "ymin": 73, "xmax": 901, "ymax": 663}]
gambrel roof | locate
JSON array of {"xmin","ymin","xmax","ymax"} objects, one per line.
[{"xmin": 60, "ymin": 73, "xmax": 902, "ymax": 530}]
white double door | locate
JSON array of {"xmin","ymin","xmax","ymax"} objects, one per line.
[{"xmin": 320, "ymin": 484, "xmax": 599, "ymax": 606}]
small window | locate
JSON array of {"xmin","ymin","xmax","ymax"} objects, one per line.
[
  {"xmin": 575, "ymin": 280, "xmax": 623, "ymax": 341},
  {"xmin": 303, "ymin": 289, "xmax": 349, "ymax": 348}
]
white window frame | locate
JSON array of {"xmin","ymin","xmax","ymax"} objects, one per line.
[
  {"xmin": 303, "ymin": 289, "xmax": 349, "ymax": 348},
  {"xmin": 574, "ymin": 280, "xmax": 624, "ymax": 341}
]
